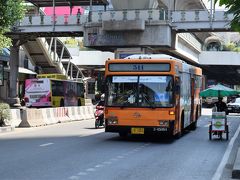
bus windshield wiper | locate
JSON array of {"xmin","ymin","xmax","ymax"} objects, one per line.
[
  {"xmin": 120, "ymin": 101, "xmax": 128, "ymax": 109},
  {"xmin": 143, "ymin": 95, "xmax": 156, "ymax": 109},
  {"xmin": 148, "ymin": 101, "xmax": 156, "ymax": 109}
]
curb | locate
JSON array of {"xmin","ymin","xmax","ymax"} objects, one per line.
[
  {"xmin": 0, "ymin": 126, "xmax": 15, "ymax": 133},
  {"xmin": 233, "ymin": 147, "xmax": 240, "ymax": 179}
]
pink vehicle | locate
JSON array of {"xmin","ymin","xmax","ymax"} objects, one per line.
[
  {"xmin": 24, "ymin": 78, "xmax": 85, "ymax": 107},
  {"xmin": 25, "ymin": 78, "xmax": 52, "ymax": 107}
]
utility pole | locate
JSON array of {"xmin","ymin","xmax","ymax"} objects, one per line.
[
  {"xmin": 89, "ymin": 0, "xmax": 93, "ymax": 22},
  {"xmin": 210, "ymin": 0, "xmax": 214, "ymax": 28},
  {"xmin": 53, "ymin": 0, "xmax": 55, "ymax": 31}
]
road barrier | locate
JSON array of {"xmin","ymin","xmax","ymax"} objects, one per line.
[
  {"xmin": 44, "ymin": 108, "xmax": 59, "ymax": 125},
  {"xmin": 18, "ymin": 106, "xmax": 95, "ymax": 127},
  {"xmin": 65, "ymin": 107, "xmax": 80, "ymax": 122},
  {"xmin": 20, "ymin": 108, "xmax": 46, "ymax": 127},
  {"xmin": 9, "ymin": 109, "xmax": 22, "ymax": 127},
  {"xmin": 54, "ymin": 107, "xmax": 70, "ymax": 123}
]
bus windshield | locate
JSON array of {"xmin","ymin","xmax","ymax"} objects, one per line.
[{"xmin": 106, "ymin": 75, "xmax": 174, "ymax": 108}]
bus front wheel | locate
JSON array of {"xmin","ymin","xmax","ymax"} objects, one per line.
[
  {"xmin": 175, "ymin": 112, "xmax": 184, "ymax": 139},
  {"xmin": 189, "ymin": 109, "xmax": 198, "ymax": 131}
]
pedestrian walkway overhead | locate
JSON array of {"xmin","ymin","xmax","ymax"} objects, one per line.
[
  {"xmin": 8, "ymin": 8, "xmax": 239, "ymax": 85},
  {"xmin": 15, "ymin": 15, "xmax": 86, "ymax": 35},
  {"xmin": 171, "ymin": 10, "xmax": 233, "ymax": 32},
  {"xmin": 13, "ymin": 9, "xmax": 233, "ymax": 34},
  {"xmin": 25, "ymin": 0, "xmax": 109, "ymax": 7}
]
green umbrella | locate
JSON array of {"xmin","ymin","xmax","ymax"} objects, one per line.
[{"xmin": 200, "ymin": 83, "xmax": 239, "ymax": 98}]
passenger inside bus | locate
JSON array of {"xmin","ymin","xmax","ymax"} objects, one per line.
[
  {"xmin": 139, "ymin": 85, "xmax": 154, "ymax": 106},
  {"xmin": 106, "ymin": 76, "xmax": 173, "ymax": 107}
]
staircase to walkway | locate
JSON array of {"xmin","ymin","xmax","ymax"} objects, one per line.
[
  {"xmin": 22, "ymin": 37, "xmax": 84, "ymax": 79},
  {"xmin": 22, "ymin": 37, "xmax": 68, "ymax": 75}
]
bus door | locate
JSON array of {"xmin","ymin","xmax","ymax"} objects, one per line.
[
  {"xmin": 175, "ymin": 77, "xmax": 181, "ymax": 133},
  {"xmin": 190, "ymin": 78, "xmax": 195, "ymax": 123}
]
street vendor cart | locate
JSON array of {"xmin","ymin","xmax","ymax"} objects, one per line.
[
  {"xmin": 200, "ymin": 83, "xmax": 239, "ymax": 141},
  {"xmin": 209, "ymin": 111, "xmax": 229, "ymax": 140}
]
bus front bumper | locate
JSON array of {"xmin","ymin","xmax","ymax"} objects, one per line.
[{"xmin": 105, "ymin": 121, "xmax": 175, "ymax": 136}]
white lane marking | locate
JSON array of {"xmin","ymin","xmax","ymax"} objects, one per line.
[
  {"xmin": 68, "ymin": 143, "xmax": 151, "ymax": 179},
  {"xmin": 212, "ymin": 123, "xmax": 240, "ymax": 180},
  {"xmin": 77, "ymin": 172, "xmax": 87, "ymax": 176},
  {"xmin": 86, "ymin": 168, "xmax": 96, "ymax": 172},
  {"xmin": 95, "ymin": 164, "xmax": 104, "ymax": 168},
  {"xmin": 39, "ymin": 143, "xmax": 54, "ymax": 147},
  {"xmin": 69, "ymin": 176, "xmax": 79, "ymax": 180}
]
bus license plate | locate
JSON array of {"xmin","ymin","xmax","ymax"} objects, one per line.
[{"xmin": 131, "ymin": 128, "xmax": 144, "ymax": 134}]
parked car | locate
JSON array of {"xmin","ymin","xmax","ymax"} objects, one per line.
[{"xmin": 227, "ymin": 97, "xmax": 240, "ymax": 114}]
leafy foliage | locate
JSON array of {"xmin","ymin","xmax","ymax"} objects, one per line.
[
  {"xmin": 215, "ymin": 0, "xmax": 240, "ymax": 32},
  {"xmin": 0, "ymin": 102, "xmax": 11, "ymax": 126},
  {"xmin": 223, "ymin": 42, "xmax": 240, "ymax": 52},
  {"xmin": 0, "ymin": 0, "xmax": 25, "ymax": 49}
]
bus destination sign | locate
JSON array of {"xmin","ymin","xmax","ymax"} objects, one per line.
[{"xmin": 109, "ymin": 63, "xmax": 170, "ymax": 72}]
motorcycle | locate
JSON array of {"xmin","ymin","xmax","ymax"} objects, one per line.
[{"xmin": 95, "ymin": 105, "xmax": 105, "ymax": 128}]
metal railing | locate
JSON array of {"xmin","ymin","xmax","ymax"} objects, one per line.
[
  {"xmin": 20, "ymin": 14, "xmax": 89, "ymax": 26},
  {"xmin": 16, "ymin": 9, "xmax": 232, "ymax": 30}
]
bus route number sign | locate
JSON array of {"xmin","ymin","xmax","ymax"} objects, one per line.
[
  {"xmin": 133, "ymin": 64, "xmax": 143, "ymax": 71},
  {"xmin": 109, "ymin": 63, "xmax": 170, "ymax": 72}
]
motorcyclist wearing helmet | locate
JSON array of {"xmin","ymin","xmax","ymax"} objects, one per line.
[
  {"xmin": 95, "ymin": 93, "xmax": 105, "ymax": 128},
  {"xmin": 97, "ymin": 93, "xmax": 105, "ymax": 106}
]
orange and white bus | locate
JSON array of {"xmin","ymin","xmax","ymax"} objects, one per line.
[{"xmin": 104, "ymin": 54, "xmax": 202, "ymax": 138}]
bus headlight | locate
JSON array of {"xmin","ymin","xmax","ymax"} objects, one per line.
[
  {"xmin": 159, "ymin": 120, "xmax": 169, "ymax": 127},
  {"xmin": 107, "ymin": 116, "xmax": 118, "ymax": 125}
]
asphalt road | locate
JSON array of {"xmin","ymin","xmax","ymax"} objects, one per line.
[{"xmin": 0, "ymin": 110, "xmax": 240, "ymax": 180}]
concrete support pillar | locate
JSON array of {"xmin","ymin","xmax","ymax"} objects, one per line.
[{"xmin": 9, "ymin": 44, "xmax": 20, "ymax": 106}]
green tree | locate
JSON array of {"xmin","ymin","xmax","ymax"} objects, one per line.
[
  {"xmin": 0, "ymin": 0, "xmax": 25, "ymax": 49},
  {"xmin": 222, "ymin": 41, "xmax": 240, "ymax": 52},
  {"xmin": 215, "ymin": 0, "xmax": 240, "ymax": 31}
]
